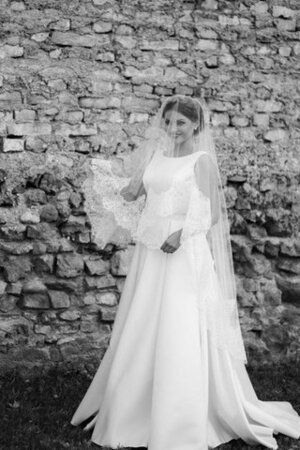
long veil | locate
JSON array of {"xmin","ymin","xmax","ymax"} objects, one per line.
[{"xmin": 81, "ymin": 95, "xmax": 247, "ymax": 364}]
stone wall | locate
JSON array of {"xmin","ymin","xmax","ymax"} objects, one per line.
[{"xmin": 0, "ymin": 0, "xmax": 300, "ymax": 373}]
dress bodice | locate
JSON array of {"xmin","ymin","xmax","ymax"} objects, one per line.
[{"xmin": 133, "ymin": 150, "xmax": 211, "ymax": 249}]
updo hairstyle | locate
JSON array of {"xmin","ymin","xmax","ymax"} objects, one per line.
[{"xmin": 161, "ymin": 96, "xmax": 204, "ymax": 135}]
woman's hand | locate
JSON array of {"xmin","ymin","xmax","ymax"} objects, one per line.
[
  {"xmin": 120, "ymin": 183, "xmax": 147, "ymax": 202},
  {"xmin": 160, "ymin": 229, "xmax": 182, "ymax": 254},
  {"xmin": 120, "ymin": 187, "xmax": 137, "ymax": 202}
]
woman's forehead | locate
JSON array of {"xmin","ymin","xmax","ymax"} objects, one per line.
[{"xmin": 163, "ymin": 110, "xmax": 191, "ymax": 121}]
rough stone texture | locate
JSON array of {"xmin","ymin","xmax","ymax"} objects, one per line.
[{"xmin": 0, "ymin": 0, "xmax": 300, "ymax": 372}]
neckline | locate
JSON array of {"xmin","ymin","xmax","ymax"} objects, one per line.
[{"xmin": 160, "ymin": 150, "xmax": 205, "ymax": 159}]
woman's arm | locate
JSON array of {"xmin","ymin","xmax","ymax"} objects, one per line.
[{"xmin": 194, "ymin": 154, "xmax": 220, "ymax": 226}]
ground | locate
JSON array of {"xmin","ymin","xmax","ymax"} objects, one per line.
[{"xmin": 1, "ymin": 362, "xmax": 300, "ymax": 450}]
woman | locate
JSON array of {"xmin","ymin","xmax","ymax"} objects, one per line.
[{"xmin": 71, "ymin": 95, "xmax": 300, "ymax": 449}]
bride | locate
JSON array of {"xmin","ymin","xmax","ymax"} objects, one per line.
[{"xmin": 71, "ymin": 95, "xmax": 300, "ymax": 450}]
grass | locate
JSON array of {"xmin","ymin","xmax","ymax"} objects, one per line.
[{"xmin": 0, "ymin": 362, "xmax": 300, "ymax": 450}]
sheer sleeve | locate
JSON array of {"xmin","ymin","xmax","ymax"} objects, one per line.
[{"xmin": 180, "ymin": 152, "xmax": 221, "ymax": 244}]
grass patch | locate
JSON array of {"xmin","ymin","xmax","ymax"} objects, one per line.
[{"xmin": 1, "ymin": 363, "xmax": 300, "ymax": 450}]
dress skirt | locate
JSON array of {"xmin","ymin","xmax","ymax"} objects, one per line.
[{"xmin": 71, "ymin": 219, "xmax": 300, "ymax": 450}]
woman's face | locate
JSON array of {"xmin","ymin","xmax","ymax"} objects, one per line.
[{"xmin": 163, "ymin": 109, "xmax": 196, "ymax": 146}]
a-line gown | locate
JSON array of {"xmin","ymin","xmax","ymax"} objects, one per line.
[{"xmin": 71, "ymin": 149, "xmax": 300, "ymax": 450}]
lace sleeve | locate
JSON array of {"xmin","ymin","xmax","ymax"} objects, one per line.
[
  {"xmin": 180, "ymin": 153, "xmax": 220, "ymax": 244},
  {"xmin": 82, "ymin": 158, "xmax": 146, "ymax": 248},
  {"xmin": 180, "ymin": 183, "xmax": 212, "ymax": 244}
]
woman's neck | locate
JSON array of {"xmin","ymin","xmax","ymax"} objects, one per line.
[{"xmin": 174, "ymin": 137, "xmax": 194, "ymax": 156}]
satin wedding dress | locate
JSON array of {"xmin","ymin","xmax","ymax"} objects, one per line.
[{"xmin": 71, "ymin": 150, "xmax": 300, "ymax": 450}]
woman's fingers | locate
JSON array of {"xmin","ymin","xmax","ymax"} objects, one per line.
[{"xmin": 161, "ymin": 243, "xmax": 176, "ymax": 253}]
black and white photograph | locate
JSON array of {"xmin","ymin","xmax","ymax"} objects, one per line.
[{"xmin": 0, "ymin": 1, "xmax": 300, "ymax": 449}]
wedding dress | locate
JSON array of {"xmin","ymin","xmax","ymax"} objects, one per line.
[{"xmin": 71, "ymin": 149, "xmax": 300, "ymax": 450}]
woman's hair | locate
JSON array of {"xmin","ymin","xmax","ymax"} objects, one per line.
[{"xmin": 162, "ymin": 96, "xmax": 204, "ymax": 135}]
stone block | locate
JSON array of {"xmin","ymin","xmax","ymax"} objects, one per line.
[
  {"xmin": 175, "ymin": 86, "xmax": 194, "ymax": 95},
  {"xmin": 7, "ymin": 123, "xmax": 51, "ymax": 136},
  {"xmin": 196, "ymin": 39, "xmax": 219, "ymax": 51},
  {"xmin": 211, "ymin": 112, "xmax": 230, "ymax": 127},
  {"xmin": 84, "ymin": 257, "xmax": 110, "ymax": 276},
  {"xmin": 115, "ymin": 36, "xmax": 136, "ymax": 49},
  {"xmin": 276, "ymin": 273, "xmax": 300, "ymax": 303},
  {"xmin": 0, "ymin": 294, "xmax": 18, "ymax": 313},
  {"xmin": 99, "ymin": 305, "xmax": 118, "ymax": 321},
  {"xmin": 263, "ymin": 129, "xmax": 287, "ymax": 142},
  {"xmin": 254, "ymin": 100, "xmax": 282, "ymax": 112},
  {"xmin": 140, "ymin": 40, "xmax": 179, "ymax": 51},
  {"xmin": 218, "ymin": 15, "xmax": 240, "ymax": 26},
  {"xmin": 91, "ymin": 80, "xmax": 113, "ymax": 94},
  {"xmin": 281, "ymin": 239, "xmax": 300, "ymax": 257},
  {"xmin": 0, "ymin": 91, "xmax": 22, "ymax": 108},
  {"xmin": 272, "ymin": 6, "xmax": 295, "ymax": 18},
  {"xmin": 275, "ymin": 19, "xmax": 296, "ymax": 32},
  {"xmin": 205, "ymin": 56, "xmax": 218, "ymax": 68},
  {"xmin": 25, "ymin": 189, "xmax": 47, "ymax": 205},
  {"xmin": 22, "ymin": 279, "xmax": 48, "ymax": 294},
  {"xmin": 129, "ymin": 113, "xmax": 149, "ymax": 123},
  {"xmin": 2, "ymin": 256, "xmax": 31, "ymax": 283},
  {"xmin": 133, "ymin": 84, "xmax": 153, "ymax": 94},
  {"xmin": 110, "ymin": 246, "xmax": 135, "ymax": 276},
  {"xmin": 20, "ymin": 210, "xmax": 40, "ymax": 224},
  {"xmin": 0, "ymin": 241, "xmax": 33, "ymax": 255},
  {"xmin": 49, "ymin": 19, "xmax": 71, "ymax": 31},
  {"xmin": 122, "ymin": 97, "xmax": 159, "ymax": 113},
  {"xmin": 59, "ymin": 310, "xmax": 81, "ymax": 321},
  {"xmin": 0, "ymin": 45, "xmax": 24, "ymax": 58},
  {"xmin": 10, "ymin": 1, "xmax": 26, "ymax": 11},
  {"xmin": 25, "ymin": 136, "xmax": 49, "ymax": 153},
  {"xmin": 49, "ymin": 49, "xmax": 62, "ymax": 59},
  {"xmin": 198, "ymin": 29, "xmax": 218, "ymax": 39},
  {"xmin": 58, "ymin": 111, "xmax": 83, "ymax": 125},
  {"xmin": 40, "ymin": 204, "xmax": 59, "ymax": 222},
  {"xmin": 293, "ymin": 43, "xmax": 300, "ymax": 56},
  {"xmin": 34, "ymin": 324, "xmax": 53, "ymax": 335},
  {"xmin": 31, "ymin": 33, "xmax": 49, "ymax": 42},
  {"xmin": 264, "ymin": 238, "xmax": 280, "ymax": 258},
  {"xmin": 49, "ymin": 290, "xmax": 70, "ymax": 309},
  {"xmin": 278, "ymin": 46, "xmax": 291, "ymax": 57},
  {"xmin": 26, "ymin": 222, "xmax": 58, "ymax": 241},
  {"xmin": 0, "ymin": 280, "xmax": 7, "ymax": 296},
  {"xmin": 51, "ymin": 32, "xmax": 110, "ymax": 47},
  {"xmin": 2, "ymin": 138, "xmax": 24, "ymax": 152},
  {"xmin": 224, "ymin": 127, "xmax": 239, "ymax": 140},
  {"xmin": 56, "ymin": 254, "xmax": 84, "ymax": 278},
  {"xmin": 95, "ymin": 52, "xmax": 115, "ymax": 62},
  {"xmin": 124, "ymin": 66, "xmax": 164, "ymax": 80},
  {"xmin": 14, "ymin": 109, "xmax": 36, "ymax": 122},
  {"xmin": 230, "ymin": 116, "xmax": 249, "ymax": 127},
  {"xmin": 95, "ymin": 292, "xmax": 118, "ymax": 306},
  {"xmin": 60, "ymin": 215, "xmax": 86, "ymax": 235},
  {"xmin": 21, "ymin": 293, "xmax": 50, "ymax": 309},
  {"xmin": 33, "ymin": 254, "xmax": 54, "ymax": 274},
  {"xmin": 219, "ymin": 54, "xmax": 235, "ymax": 65},
  {"xmin": 80, "ymin": 315, "xmax": 99, "ymax": 333},
  {"xmin": 41, "ymin": 273, "xmax": 83, "ymax": 293},
  {"xmin": 53, "ymin": 123, "xmax": 97, "ymax": 136},
  {"xmin": 85, "ymin": 274, "xmax": 116, "ymax": 290},
  {"xmin": 79, "ymin": 97, "xmax": 121, "ymax": 109},
  {"xmin": 251, "ymin": 2, "xmax": 269, "ymax": 14},
  {"xmin": 277, "ymin": 258, "xmax": 300, "ymax": 275},
  {"xmin": 253, "ymin": 113, "xmax": 269, "ymax": 128},
  {"xmin": 93, "ymin": 21, "xmax": 113, "ymax": 33}
]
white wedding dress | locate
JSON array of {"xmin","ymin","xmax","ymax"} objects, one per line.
[{"xmin": 71, "ymin": 150, "xmax": 300, "ymax": 450}]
